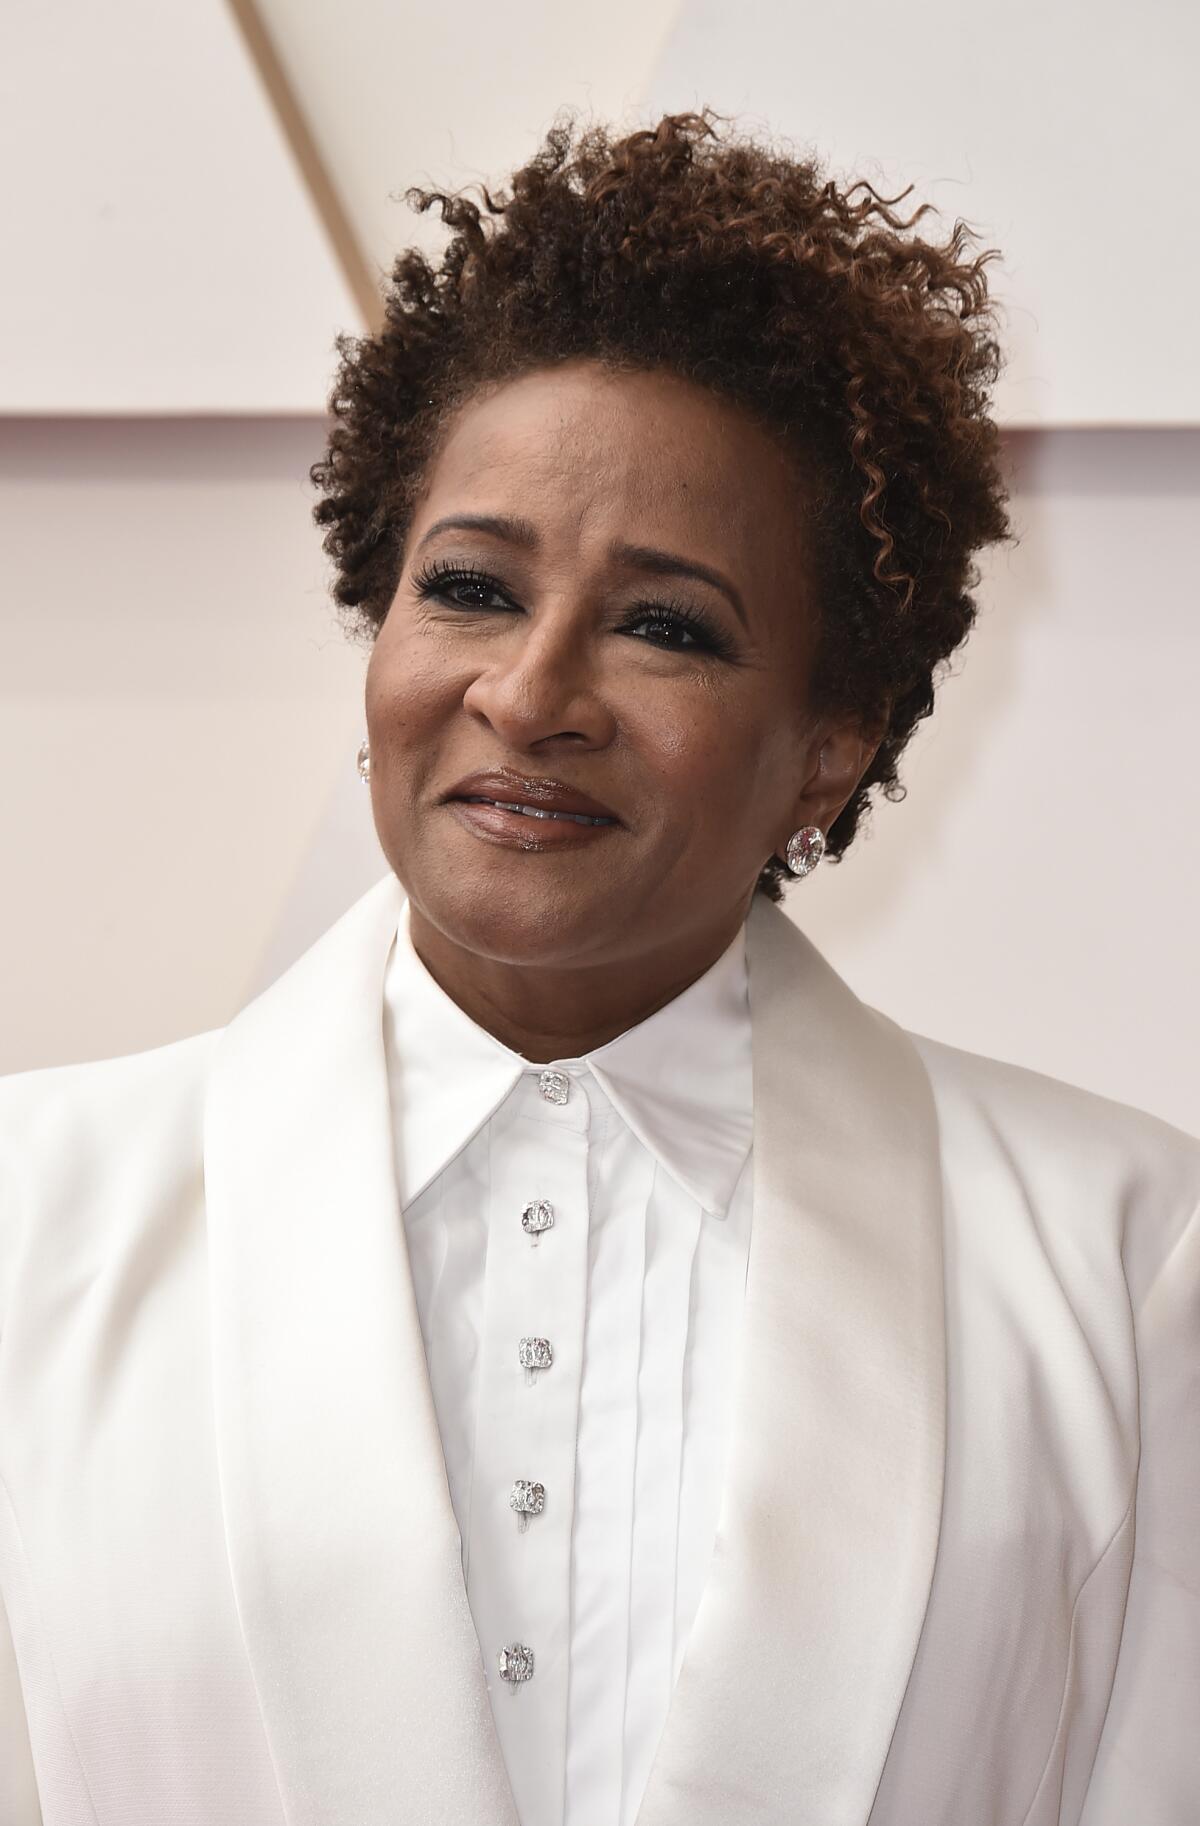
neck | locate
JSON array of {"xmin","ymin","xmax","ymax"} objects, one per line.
[{"xmin": 406, "ymin": 905, "xmax": 751, "ymax": 1062}]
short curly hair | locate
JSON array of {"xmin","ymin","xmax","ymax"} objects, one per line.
[{"xmin": 310, "ymin": 106, "xmax": 1015, "ymax": 899}]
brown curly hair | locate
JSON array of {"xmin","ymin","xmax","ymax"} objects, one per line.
[{"xmin": 310, "ymin": 106, "xmax": 1015, "ymax": 899}]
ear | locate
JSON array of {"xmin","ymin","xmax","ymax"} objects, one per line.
[{"xmin": 774, "ymin": 716, "xmax": 885, "ymax": 858}]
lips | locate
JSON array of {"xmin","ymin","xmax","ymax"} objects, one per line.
[
  {"xmin": 461, "ymin": 798, "xmax": 612, "ymax": 827},
  {"xmin": 443, "ymin": 770, "xmax": 621, "ymax": 827}
]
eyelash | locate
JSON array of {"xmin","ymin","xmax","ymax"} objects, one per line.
[{"xmin": 409, "ymin": 557, "xmax": 738, "ymax": 659}]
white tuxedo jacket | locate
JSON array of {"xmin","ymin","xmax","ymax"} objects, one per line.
[{"xmin": 1, "ymin": 874, "xmax": 1197, "ymax": 1826}]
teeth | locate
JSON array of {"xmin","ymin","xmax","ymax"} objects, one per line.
[{"xmin": 463, "ymin": 796, "xmax": 613, "ymax": 827}]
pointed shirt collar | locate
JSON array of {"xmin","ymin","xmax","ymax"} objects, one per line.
[{"xmin": 382, "ymin": 896, "xmax": 753, "ymax": 1216}]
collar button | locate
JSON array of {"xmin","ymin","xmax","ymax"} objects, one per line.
[{"xmin": 537, "ymin": 1069, "xmax": 570, "ymax": 1105}]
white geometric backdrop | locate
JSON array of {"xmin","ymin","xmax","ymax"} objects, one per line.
[{"xmin": 2, "ymin": 0, "xmax": 1197, "ymax": 1136}]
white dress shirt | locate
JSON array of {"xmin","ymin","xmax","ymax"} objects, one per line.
[{"xmin": 381, "ymin": 899, "xmax": 754, "ymax": 1826}]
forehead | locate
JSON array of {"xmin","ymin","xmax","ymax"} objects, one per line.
[{"xmin": 414, "ymin": 361, "xmax": 810, "ymax": 582}]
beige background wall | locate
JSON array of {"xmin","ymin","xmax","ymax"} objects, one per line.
[
  {"xmin": 3, "ymin": 0, "xmax": 1197, "ymax": 1136},
  {"xmin": 0, "ymin": 417, "xmax": 365, "ymax": 1066}
]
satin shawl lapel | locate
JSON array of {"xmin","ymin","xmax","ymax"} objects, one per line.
[
  {"xmin": 203, "ymin": 874, "xmax": 521, "ymax": 1826},
  {"xmin": 636, "ymin": 895, "xmax": 947, "ymax": 1826}
]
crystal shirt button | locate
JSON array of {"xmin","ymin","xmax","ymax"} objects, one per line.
[
  {"xmin": 509, "ymin": 1477, "xmax": 545, "ymax": 1532},
  {"xmin": 538, "ymin": 1069, "xmax": 570, "ymax": 1105},
  {"xmin": 518, "ymin": 1335, "xmax": 553, "ymax": 1384},
  {"xmin": 499, "ymin": 1641, "xmax": 535, "ymax": 1687},
  {"xmin": 521, "ymin": 1199, "xmax": 554, "ymax": 1245}
]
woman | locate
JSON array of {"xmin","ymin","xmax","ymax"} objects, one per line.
[{"xmin": 1, "ymin": 109, "xmax": 1196, "ymax": 1826}]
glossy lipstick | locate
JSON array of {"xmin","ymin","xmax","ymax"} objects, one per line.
[{"xmin": 441, "ymin": 769, "xmax": 622, "ymax": 849}]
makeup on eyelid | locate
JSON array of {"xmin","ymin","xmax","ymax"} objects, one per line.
[{"xmin": 409, "ymin": 556, "xmax": 739, "ymax": 658}]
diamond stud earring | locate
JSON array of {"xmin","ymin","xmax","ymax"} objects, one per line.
[
  {"xmin": 356, "ymin": 739, "xmax": 370, "ymax": 784},
  {"xmin": 784, "ymin": 825, "xmax": 826, "ymax": 878}
]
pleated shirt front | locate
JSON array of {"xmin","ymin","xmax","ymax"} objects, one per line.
[{"xmin": 382, "ymin": 902, "xmax": 753, "ymax": 1826}]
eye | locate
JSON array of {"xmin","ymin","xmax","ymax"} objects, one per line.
[
  {"xmin": 411, "ymin": 557, "xmax": 514, "ymax": 611},
  {"xmin": 620, "ymin": 599, "xmax": 736, "ymax": 658},
  {"xmin": 409, "ymin": 558, "xmax": 738, "ymax": 660}
]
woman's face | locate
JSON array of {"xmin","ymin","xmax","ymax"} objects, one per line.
[{"xmin": 365, "ymin": 357, "xmax": 868, "ymax": 970}]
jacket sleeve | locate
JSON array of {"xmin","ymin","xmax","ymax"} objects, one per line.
[
  {"xmin": 0, "ymin": 1079, "xmax": 42, "ymax": 1822},
  {"xmin": 0, "ymin": 1581, "xmax": 41, "ymax": 1823},
  {"xmin": 1077, "ymin": 1190, "xmax": 1200, "ymax": 1824}
]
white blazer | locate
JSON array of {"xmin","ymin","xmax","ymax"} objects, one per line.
[{"xmin": 1, "ymin": 874, "xmax": 1197, "ymax": 1826}]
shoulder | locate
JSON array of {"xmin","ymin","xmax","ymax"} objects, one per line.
[
  {"xmin": 909, "ymin": 1022, "xmax": 1190, "ymax": 1146},
  {"xmin": 902, "ymin": 1025, "xmax": 1200, "ymax": 1306},
  {"xmin": 906, "ymin": 1025, "xmax": 1198, "ymax": 1175},
  {"xmin": 0, "ymin": 1026, "xmax": 222, "ymax": 1154},
  {"xmin": 0, "ymin": 1030, "xmax": 223, "ymax": 1300}
]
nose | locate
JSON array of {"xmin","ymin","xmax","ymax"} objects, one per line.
[{"xmin": 461, "ymin": 608, "xmax": 616, "ymax": 751}]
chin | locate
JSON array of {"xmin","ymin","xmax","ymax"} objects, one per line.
[{"xmin": 410, "ymin": 869, "xmax": 624, "ymax": 968}]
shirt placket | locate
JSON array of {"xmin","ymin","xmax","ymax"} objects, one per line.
[{"xmin": 466, "ymin": 1067, "xmax": 591, "ymax": 1826}]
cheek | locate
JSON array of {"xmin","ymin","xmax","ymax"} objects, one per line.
[
  {"xmin": 366, "ymin": 635, "xmax": 463, "ymax": 757},
  {"xmin": 627, "ymin": 683, "xmax": 780, "ymax": 816}
]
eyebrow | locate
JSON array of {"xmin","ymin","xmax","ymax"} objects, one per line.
[{"xmin": 413, "ymin": 512, "xmax": 748, "ymax": 628}]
